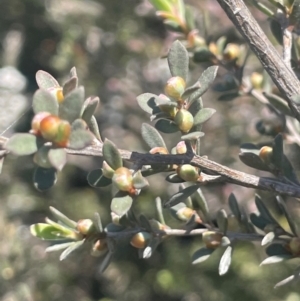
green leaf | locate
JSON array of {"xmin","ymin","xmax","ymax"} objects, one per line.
[
  {"xmin": 155, "ymin": 197, "xmax": 166, "ymax": 225},
  {"xmin": 36, "ymin": 70, "xmax": 60, "ymax": 89},
  {"xmin": 167, "ymin": 40, "xmax": 189, "ymax": 81},
  {"xmin": 141, "ymin": 123, "xmax": 167, "ymax": 149},
  {"xmin": 165, "ymin": 173, "xmax": 185, "ymax": 183},
  {"xmin": 219, "ymin": 246, "xmax": 232, "ymax": 276},
  {"xmin": 155, "ymin": 119, "xmax": 179, "ymax": 133},
  {"xmin": 99, "ymin": 251, "xmax": 112, "ymax": 273},
  {"xmin": 255, "ymin": 195, "xmax": 277, "ymax": 224},
  {"xmin": 193, "ymin": 188, "xmax": 210, "ymax": 222},
  {"xmin": 277, "ymin": 195, "xmax": 297, "ymax": 235},
  {"xmin": 136, "ymin": 93, "xmax": 157, "ymax": 114},
  {"xmin": 132, "ymin": 170, "xmax": 149, "ymax": 189},
  {"xmin": 105, "ymin": 223, "xmax": 125, "ymax": 233},
  {"xmin": 60, "ymin": 240, "xmax": 85, "ymax": 261},
  {"xmin": 148, "ymin": 0, "xmax": 173, "ymax": 12},
  {"xmin": 81, "ymin": 96, "xmax": 100, "ymax": 124},
  {"xmin": 5, "ymin": 133, "xmax": 38, "ymax": 156},
  {"xmin": 218, "ymin": 92, "xmax": 239, "ymax": 102},
  {"xmin": 261, "ymin": 232, "xmax": 276, "ymax": 246},
  {"xmin": 250, "ymin": 213, "xmax": 268, "ymax": 230},
  {"xmin": 88, "ymin": 115, "xmax": 102, "ymax": 141},
  {"xmin": 33, "ymin": 167, "xmax": 57, "ymax": 191},
  {"xmin": 143, "ymin": 238, "xmax": 160, "ymax": 259},
  {"xmin": 68, "ymin": 129, "xmax": 94, "ymax": 150},
  {"xmin": 94, "ymin": 212, "xmax": 103, "ymax": 233},
  {"xmin": 188, "ymin": 66, "xmax": 219, "ymax": 104},
  {"xmin": 266, "ymin": 243, "xmax": 291, "ymax": 256},
  {"xmin": 193, "ymin": 108, "xmax": 216, "ymax": 126},
  {"xmin": 239, "ymin": 151, "xmax": 270, "ymax": 172},
  {"xmin": 193, "ymin": 47, "xmax": 213, "ymax": 63},
  {"xmin": 87, "ymin": 169, "xmax": 112, "ymax": 188},
  {"xmin": 228, "ymin": 193, "xmax": 241, "ymax": 220},
  {"xmin": 272, "ymin": 134, "xmax": 283, "ymax": 170},
  {"xmin": 63, "ymin": 76, "xmax": 78, "ymax": 96},
  {"xmin": 111, "ymin": 192, "xmax": 133, "ymax": 216},
  {"xmin": 48, "ymin": 148, "xmax": 67, "ymax": 171},
  {"xmin": 30, "ymin": 224, "xmax": 68, "ymax": 240},
  {"xmin": 216, "ymin": 209, "xmax": 228, "ymax": 235},
  {"xmin": 49, "ymin": 206, "xmax": 77, "ymax": 229},
  {"xmin": 59, "ymin": 86, "xmax": 85, "ymax": 123},
  {"xmin": 32, "ymin": 89, "xmax": 59, "ymax": 115},
  {"xmin": 192, "ymin": 247, "xmax": 214, "ymax": 264},
  {"xmin": 264, "ymin": 92, "xmax": 293, "ymax": 116},
  {"xmin": 103, "ymin": 139, "xmax": 123, "ymax": 170},
  {"xmin": 164, "ymin": 184, "xmax": 199, "ymax": 208},
  {"xmin": 185, "ymin": 4, "xmax": 195, "ymax": 30},
  {"xmin": 274, "ymin": 275, "xmax": 295, "ymax": 288},
  {"xmin": 181, "ymin": 131, "xmax": 204, "ymax": 141},
  {"xmin": 45, "ymin": 242, "xmax": 74, "ymax": 252}
]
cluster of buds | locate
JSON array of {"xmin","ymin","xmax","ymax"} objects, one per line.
[
  {"xmin": 161, "ymin": 76, "xmax": 195, "ymax": 133},
  {"xmin": 175, "ymin": 141, "xmax": 200, "ymax": 182},
  {"xmin": 31, "ymin": 112, "xmax": 71, "ymax": 147},
  {"xmin": 202, "ymin": 231, "xmax": 223, "ymax": 249}
]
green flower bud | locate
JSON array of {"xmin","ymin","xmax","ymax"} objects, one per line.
[
  {"xmin": 130, "ymin": 232, "xmax": 151, "ymax": 249},
  {"xmin": 31, "ymin": 112, "xmax": 51, "ymax": 135},
  {"xmin": 202, "ymin": 231, "xmax": 223, "ymax": 249},
  {"xmin": 91, "ymin": 239, "xmax": 108, "ymax": 257},
  {"xmin": 223, "ymin": 43, "xmax": 240, "ymax": 61},
  {"xmin": 112, "ymin": 167, "xmax": 134, "ymax": 193},
  {"xmin": 177, "ymin": 164, "xmax": 199, "ymax": 182},
  {"xmin": 76, "ymin": 219, "xmax": 95, "ymax": 235},
  {"xmin": 102, "ymin": 161, "xmax": 115, "ymax": 178},
  {"xmin": 176, "ymin": 141, "xmax": 187, "ymax": 154},
  {"xmin": 164, "ymin": 76, "xmax": 186, "ymax": 99},
  {"xmin": 174, "ymin": 109, "xmax": 194, "ymax": 133}
]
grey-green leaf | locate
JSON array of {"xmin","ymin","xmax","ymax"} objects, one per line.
[
  {"xmin": 49, "ymin": 206, "xmax": 77, "ymax": 229},
  {"xmin": 181, "ymin": 131, "xmax": 204, "ymax": 141},
  {"xmin": 217, "ymin": 209, "xmax": 228, "ymax": 235},
  {"xmin": 48, "ymin": 148, "xmax": 67, "ymax": 171},
  {"xmin": 193, "ymin": 108, "xmax": 216, "ymax": 126},
  {"xmin": 192, "ymin": 247, "xmax": 214, "ymax": 264},
  {"xmin": 5, "ymin": 133, "xmax": 38, "ymax": 156},
  {"xmin": 111, "ymin": 192, "xmax": 133, "ymax": 216},
  {"xmin": 155, "ymin": 119, "xmax": 179, "ymax": 133},
  {"xmin": 136, "ymin": 93, "xmax": 157, "ymax": 114},
  {"xmin": 264, "ymin": 92, "xmax": 293, "ymax": 116},
  {"xmin": 32, "ymin": 89, "xmax": 59, "ymax": 115},
  {"xmin": 188, "ymin": 66, "xmax": 219, "ymax": 104},
  {"xmin": 141, "ymin": 123, "xmax": 167, "ymax": 149},
  {"xmin": 60, "ymin": 240, "xmax": 85, "ymax": 261},
  {"xmin": 63, "ymin": 76, "xmax": 78, "ymax": 96},
  {"xmin": 167, "ymin": 40, "xmax": 189, "ymax": 81},
  {"xmin": 164, "ymin": 185, "xmax": 199, "ymax": 208},
  {"xmin": 99, "ymin": 251, "xmax": 112, "ymax": 273},
  {"xmin": 87, "ymin": 169, "xmax": 112, "ymax": 188},
  {"xmin": 36, "ymin": 70, "xmax": 60, "ymax": 89},
  {"xmin": 33, "ymin": 167, "xmax": 57, "ymax": 191},
  {"xmin": 260, "ymin": 254, "xmax": 292, "ymax": 265},
  {"xmin": 81, "ymin": 96, "xmax": 100, "ymax": 124},
  {"xmin": 68, "ymin": 129, "xmax": 94, "ymax": 150},
  {"xmin": 103, "ymin": 139, "xmax": 122, "ymax": 170},
  {"xmin": 219, "ymin": 246, "xmax": 232, "ymax": 276},
  {"xmin": 261, "ymin": 231, "xmax": 275, "ymax": 246},
  {"xmin": 46, "ymin": 242, "xmax": 74, "ymax": 252},
  {"xmin": 228, "ymin": 193, "xmax": 241, "ymax": 220},
  {"xmin": 132, "ymin": 170, "xmax": 149, "ymax": 189},
  {"xmin": 59, "ymin": 86, "xmax": 85, "ymax": 123}
]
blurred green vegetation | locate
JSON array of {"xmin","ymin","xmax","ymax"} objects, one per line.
[{"xmin": 1, "ymin": 0, "xmax": 300, "ymax": 301}]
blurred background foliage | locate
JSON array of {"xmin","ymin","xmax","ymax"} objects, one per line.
[{"xmin": 1, "ymin": 0, "xmax": 300, "ymax": 300}]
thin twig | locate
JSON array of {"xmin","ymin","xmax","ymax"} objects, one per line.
[
  {"xmin": 216, "ymin": 0, "xmax": 300, "ymax": 121},
  {"xmin": 2, "ymin": 135, "xmax": 300, "ymax": 197}
]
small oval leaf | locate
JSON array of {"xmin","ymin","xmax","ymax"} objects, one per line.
[
  {"xmin": 141, "ymin": 123, "xmax": 167, "ymax": 149},
  {"xmin": 219, "ymin": 246, "xmax": 232, "ymax": 276},
  {"xmin": 36, "ymin": 70, "xmax": 60, "ymax": 89},
  {"xmin": 48, "ymin": 148, "xmax": 67, "ymax": 171},
  {"xmin": 193, "ymin": 108, "xmax": 216, "ymax": 126},
  {"xmin": 164, "ymin": 185, "xmax": 199, "ymax": 208},
  {"xmin": 5, "ymin": 133, "xmax": 38, "ymax": 156},
  {"xmin": 155, "ymin": 119, "xmax": 179, "ymax": 133},
  {"xmin": 192, "ymin": 247, "xmax": 214, "ymax": 264},
  {"xmin": 32, "ymin": 89, "xmax": 59, "ymax": 115},
  {"xmin": 33, "ymin": 167, "xmax": 57, "ymax": 191},
  {"xmin": 102, "ymin": 139, "xmax": 123, "ymax": 170},
  {"xmin": 111, "ymin": 192, "xmax": 133, "ymax": 216}
]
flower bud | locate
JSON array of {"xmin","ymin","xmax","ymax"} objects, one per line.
[
  {"xmin": 288, "ymin": 238, "xmax": 300, "ymax": 256},
  {"xmin": 164, "ymin": 77, "xmax": 186, "ymax": 99},
  {"xmin": 48, "ymin": 87, "xmax": 64, "ymax": 103},
  {"xmin": 149, "ymin": 219, "xmax": 169, "ymax": 231},
  {"xmin": 111, "ymin": 212, "xmax": 121, "ymax": 225},
  {"xmin": 39, "ymin": 115, "xmax": 71, "ymax": 147},
  {"xmin": 176, "ymin": 207, "xmax": 201, "ymax": 223},
  {"xmin": 187, "ymin": 30, "xmax": 206, "ymax": 48},
  {"xmin": 76, "ymin": 219, "xmax": 95, "ymax": 235},
  {"xmin": 208, "ymin": 42, "xmax": 218, "ymax": 56},
  {"xmin": 130, "ymin": 232, "xmax": 151, "ymax": 249},
  {"xmin": 250, "ymin": 72, "xmax": 264, "ymax": 89},
  {"xmin": 31, "ymin": 112, "xmax": 51, "ymax": 135},
  {"xmin": 177, "ymin": 164, "xmax": 199, "ymax": 182},
  {"xmin": 223, "ymin": 43, "xmax": 240, "ymax": 61},
  {"xmin": 112, "ymin": 167, "xmax": 134, "ymax": 192},
  {"xmin": 176, "ymin": 141, "xmax": 187, "ymax": 154},
  {"xmin": 91, "ymin": 239, "xmax": 108, "ymax": 257},
  {"xmin": 102, "ymin": 161, "xmax": 115, "ymax": 179},
  {"xmin": 149, "ymin": 147, "xmax": 169, "ymax": 155},
  {"xmin": 174, "ymin": 109, "xmax": 194, "ymax": 133},
  {"xmin": 202, "ymin": 231, "xmax": 223, "ymax": 249},
  {"xmin": 258, "ymin": 146, "xmax": 273, "ymax": 165}
]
